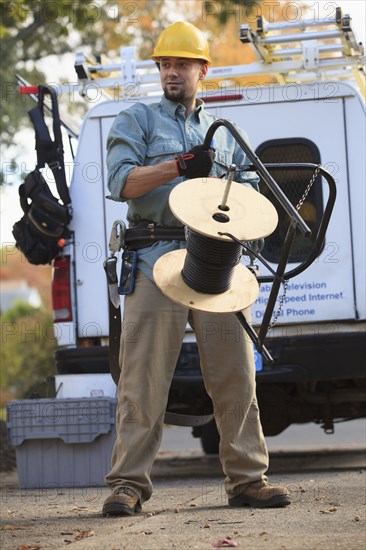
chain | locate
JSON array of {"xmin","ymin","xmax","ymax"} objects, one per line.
[
  {"xmin": 267, "ymin": 280, "xmax": 288, "ymax": 332},
  {"xmin": 267, "ymin": 165, "xmax": 321, "ymax": 332},
  {"xmin": 296, "ymin": 164, "xmax": 321, "ymax": 210}
]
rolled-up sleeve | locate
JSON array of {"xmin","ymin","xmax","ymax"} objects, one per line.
[{"xmin": 106, "ymin": 107, "xmax": 147, "ymax": 201}]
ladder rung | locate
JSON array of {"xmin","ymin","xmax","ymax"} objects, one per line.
[
  {"xmin": 257, "ymin": 15, "xmax": 341, "ymax": 33},
  {"xmin": 271, "ymin": 44, "xmax": 345, "ymax": 58},
  {"xmin": 260, "ymin": 30, "xmax": 343, "ymax": 45}
]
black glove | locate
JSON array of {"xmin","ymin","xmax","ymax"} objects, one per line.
[{"xmin": 176, "ymin": 145, "xmax": 214, "ymax": 178}]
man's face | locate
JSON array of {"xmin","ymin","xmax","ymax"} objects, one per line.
[{"xmin": 159, "ymin": 57, "xmax": 208, "ymax": 105}]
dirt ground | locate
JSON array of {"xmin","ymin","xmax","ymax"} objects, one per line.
[{"xmin": 1, "ymin": 451, "xmax": 365, "ymax": 550}]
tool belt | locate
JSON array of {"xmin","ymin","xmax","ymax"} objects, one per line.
[
  {"xmin": 124, "ymin": 222, "xmax": 186, "ymax": 250},
  {"xmin": 104, "ymin": 219, "xmax": 186, "ymax": 385}
]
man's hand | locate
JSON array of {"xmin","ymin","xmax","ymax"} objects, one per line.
[{"xmin": 176, "ymin": 145, "xmax": 214, "ymax": 178}]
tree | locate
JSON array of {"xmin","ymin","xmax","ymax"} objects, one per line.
[
  {"xmin": 0, "ymin": 0, "xmax": 116, "ymax": 149},
  {"xmin": 0, "ymin": 301, "xmax": 57, "ymax": 398}
]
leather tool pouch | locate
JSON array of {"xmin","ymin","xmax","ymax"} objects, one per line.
[{"xmin": 12, "ymin": 170, "xmax": 71, "ymax": 265}]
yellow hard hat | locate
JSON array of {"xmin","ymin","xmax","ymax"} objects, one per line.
[{"xmin": 151, "ymin": 21, "xmax": 211, "ymax": 64}]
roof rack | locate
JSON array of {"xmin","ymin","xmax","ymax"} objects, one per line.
[
  {"xmin": 239, "ymin": 7, "xmax": 365, "ymax": 89},
  {"xmin": 39, "ymin": 8, "xmax": 366, "ymax": 99}
]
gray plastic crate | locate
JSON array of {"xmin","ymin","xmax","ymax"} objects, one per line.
[{"xmin": 6, "ymin": 398, "xmax": 117, "ymax": 489}]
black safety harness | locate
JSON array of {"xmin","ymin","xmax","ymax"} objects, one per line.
[{"xmin": 12, "ymin": 85, "xmax": 72, "ymax": 265}]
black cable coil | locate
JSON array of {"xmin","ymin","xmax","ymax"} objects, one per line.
[{"xmin": 182, "ymin": 230, "xmax": 243, "ymax": 294}]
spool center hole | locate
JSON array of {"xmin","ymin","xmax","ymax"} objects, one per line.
[{"xmin": 212, "ymin": 212, "xmax": 230, "ymax": 223}]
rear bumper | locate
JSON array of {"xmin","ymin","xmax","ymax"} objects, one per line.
[
  {"xmin": 260, "ymin": 328, "xmax": 366, "ymax": 382},
  {"xmin": 55, "ymin": 327, "xmax": 365, "ymax": 383}
]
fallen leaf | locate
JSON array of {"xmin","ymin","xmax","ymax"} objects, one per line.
[
  {"xmin": 204, "ymin": 523, "xmax": 211, "ymax": 528},
  {"xmin": 17, "ymin": 545, "xmax": 42, "ymax": 550},
  {"xmin": 74, "ymin": 530, "xmax": 95, "ymax": 541},
  {"xmin": 212, "ymin": 538, "xmax": 239, "ymax": 548},
  {"xmin": 259, "ymin": 532, "xmax": 269, "ymax": 536},
  {"xmin": 174, "ymin": 507, "xmax": 180, "ymax": 513},
  {"xmin": 354, "ymin": 516, "xmax": 360, "ymax": 522},
  {"xmin": 189, "ymin": 503, "xmax": 198, "ymax": 507}
]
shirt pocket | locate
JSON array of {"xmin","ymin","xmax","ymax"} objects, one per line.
[
  {"xmin": 146, "ymin": 139, "xmax": 183, "ymax": 162},
  {"xmin": 213, "ymin": 150, "xmax": 233, "ymax": 178}
]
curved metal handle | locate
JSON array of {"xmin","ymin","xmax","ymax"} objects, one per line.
[{"xmin": 204, "ymin": 118, "xmax": 312, "ymax": 236}]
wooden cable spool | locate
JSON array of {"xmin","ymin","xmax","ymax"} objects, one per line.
[{"xmin": 153, "ymin": 177, "xmax": 278, "ymax": 313}]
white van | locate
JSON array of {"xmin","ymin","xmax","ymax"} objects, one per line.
[{"xmin": 51, "ymin": 12, "xmax": 366, "ymax": 451}]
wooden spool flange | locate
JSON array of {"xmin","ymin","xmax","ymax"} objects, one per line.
[{"xmin": 153, "ymin": 177, "xmax": 278, "ymax": 312}]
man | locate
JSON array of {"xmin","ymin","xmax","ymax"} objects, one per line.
[{"xmin": 103, "ymin": 21, "xmax": 290, "ymax": 516}]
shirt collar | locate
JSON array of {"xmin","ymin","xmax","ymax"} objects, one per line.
[{"xmin": 160, "ymin": 95, "xmax": 204, "ymax": 120}]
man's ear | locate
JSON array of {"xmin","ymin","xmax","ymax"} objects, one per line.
[{"xmin": 199, "ymin": 63, "xmax": 209, "ymax": 80}]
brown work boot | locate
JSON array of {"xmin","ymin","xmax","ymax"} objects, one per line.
[
  {"xmin": 228, "ymin": 480, "xmax": 291, "ymax": 508},
  {"xmin": 102, "ymin": 486, "xmax": 142, "ymax": 516}
]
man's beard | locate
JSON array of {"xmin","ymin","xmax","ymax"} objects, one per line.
[{"xmin": 163, "ymin": 87, "xmax": 186, "ymax": 103}]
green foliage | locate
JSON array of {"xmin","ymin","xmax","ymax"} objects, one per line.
[
  {"xmin": 0, "ymin": 0, "xmax": 115, "ymax": 149},
  {"xmin": 0, "ymin": 301, "xmax": 57, "ymax": 398},
  {"xmin": 0, "ymin": 299, "xmax": 38, "ymax": 322}
]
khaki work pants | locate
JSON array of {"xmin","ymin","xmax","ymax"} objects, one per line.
[{"xmin": 106, "ymin": 270, "xmax": 269, "ymax": 503}]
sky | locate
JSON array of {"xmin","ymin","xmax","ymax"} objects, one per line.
[{"xmin": 1, "ymin": 0, "xmax": 365, "ymax": 245}]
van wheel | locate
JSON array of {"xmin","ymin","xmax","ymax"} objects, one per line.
[{"xmin": 200, "ymin": 418, "xmax": 220, "ymax": 454}]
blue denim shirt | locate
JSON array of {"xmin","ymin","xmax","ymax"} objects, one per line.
[{"xmin": 107, "ymin": 96, "xmax": 259, "ymax": 280}]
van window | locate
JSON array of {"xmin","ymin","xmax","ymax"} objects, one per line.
[{"xmin": 256, "ymin": 138, "xmax": 323, "ymax": 264}]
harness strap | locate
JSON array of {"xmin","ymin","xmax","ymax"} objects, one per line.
[
  {"xmin": 107, "ymin": 297, "xmax": 122, "ymax": 385},
  {"xmin": 28, "ymin": 85, "xmax": 71, "ymax": 206}
]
